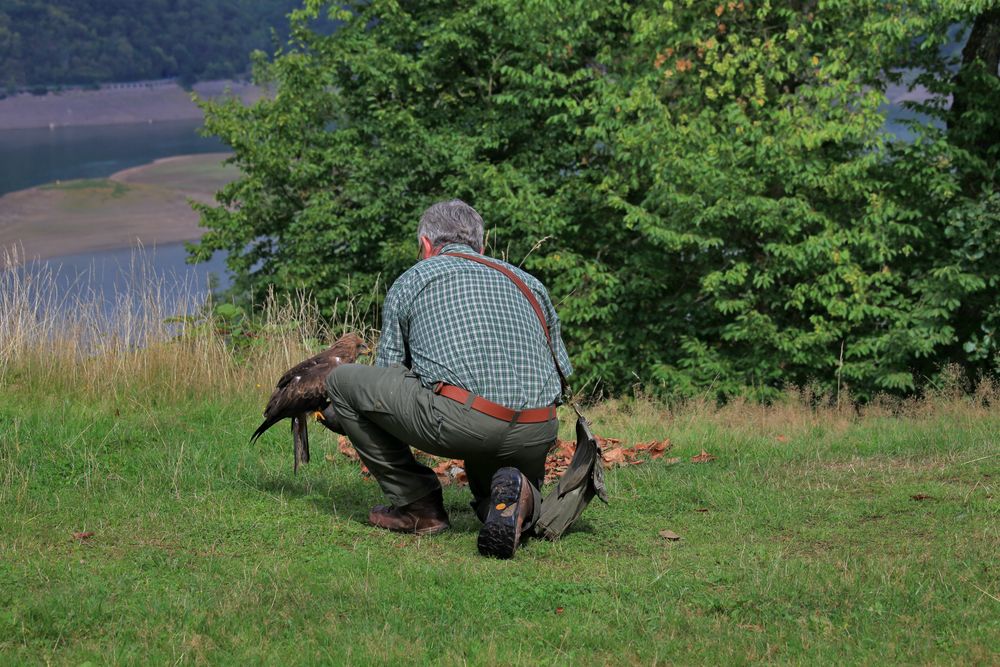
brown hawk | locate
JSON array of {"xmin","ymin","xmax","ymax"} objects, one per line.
[{"xmin": 250, "ymin": 333, "xmax": 368, "ymax": 472}]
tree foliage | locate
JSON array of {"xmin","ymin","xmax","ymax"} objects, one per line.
[
  {"xmin": 0, "ymin": 0, "xmax": 301, "ymax": 88},
  {"xmin": 192, "ymin": 0, "xmax": 1000, "ymax": 400}
]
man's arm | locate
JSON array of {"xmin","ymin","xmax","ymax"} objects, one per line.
[
  {"xmin": 537, "ymin": 284, "xmax": 573, "ymax": 379},
  {"xmin": 375, "ymin": 279, "xmax": 412, "ymax": 368}
]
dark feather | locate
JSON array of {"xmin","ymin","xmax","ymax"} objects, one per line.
[
  {"xmin": 250, "ymin": 416, "xmax": 280, "ymax": 445},
  {"xmin": 292, "ymin": 414, "xmax": 310, "ymax": 474}
]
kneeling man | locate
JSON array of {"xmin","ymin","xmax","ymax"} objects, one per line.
[{"xmin": 325, "ymin": 199, "xmax": 571, "ymax": 558}]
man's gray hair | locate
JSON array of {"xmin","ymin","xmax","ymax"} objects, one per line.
[{"xmin": 417, "ymin": 199, "xmax": 484, "ymax": 250}]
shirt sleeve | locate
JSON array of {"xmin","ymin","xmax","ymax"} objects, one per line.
[{"xmin": 375, "ymin": 276, "xmax": 411, "ymax": 368}]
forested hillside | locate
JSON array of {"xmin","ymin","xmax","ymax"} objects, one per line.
[{"xmin": 0, "ymin": 0, "xmax": 301, "ymax": 89}]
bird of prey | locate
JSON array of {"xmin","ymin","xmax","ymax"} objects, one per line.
[{"xmin": 251, "ymin": 332, "xmax": 368, "ymax": 473}]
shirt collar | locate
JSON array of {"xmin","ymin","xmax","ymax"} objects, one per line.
[{"xmin": 438, "ymin": 242, "xmax": 479, "ymax": 256}]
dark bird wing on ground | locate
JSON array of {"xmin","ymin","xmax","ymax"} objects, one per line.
[{"xmin": 250, "ymin": 333, "xmax": 368, "ymax": 473}]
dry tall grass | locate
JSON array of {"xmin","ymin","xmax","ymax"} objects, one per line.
[
  {"xmin": 582, "ymin": 375, "xmax": 999, "ymax": 445},
  {"xmin": 0, "ymin": 247, "xmax": 374, "ymax": 405},
  {"xmin": 2, "ymin": 247, "xmax": 996, "ymax": 431}
]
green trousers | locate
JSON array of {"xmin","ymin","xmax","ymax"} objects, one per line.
[{"xmin": 325, "ymin": 364, "xmax": 557, "ymax": 526}]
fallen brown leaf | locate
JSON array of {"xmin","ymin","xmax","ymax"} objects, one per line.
[
  {"xmin": 911, "ymin": 493, "xmax": 933, "ymax": 501},
  {"xmin": 338, "ymin": 435, "xmax": 359, "ymax": 460},
  {"xmin": 691, "ymin": 450, "xmax": 716, "ymax": 463},
  {"xmin": 776, "ymin": 434, "xmax": 789, "ymax": 443},
  {"xmin": 659, "ymin": 530, "xmax": 682, "ymax": 541},
  {"xmin": 556, "ymin": 607, "xmax": 564, "ymax": 614},
  {"xmin": 648, "ymin": 439, "xmax": 671, "ymax": 458},
  {"xmin": 553, "ymin": 438, "xmax": 576, "ymax": 457},
  {"xmin": 431, "ymin": 459, "xmax": 468, "ymax": 486},
  {"xmin": 72, "ymin": 532, "xmax": 94, "ymax": 540},
  {"xmin": 324, "ymin": 453, "xmax": 336, "ymax": 463},
  {"xmin": 602, "ymin": 447, "xmax": 628, "ymax": 467},
  {"xmin": 338, "ymin": 430, "xmax": 682, "ymax": 486}
]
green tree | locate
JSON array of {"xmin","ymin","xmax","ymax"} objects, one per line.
[
  {"xmin": 192, "ymin": 0, "xmax": 634, "ymax": 387},
  {"xmin": 589, "ymin": 1, "xmax": 1000, "ymax": 397},
  {"xmin": 893, "ymin": 5, "xmax": 1000, "ymax": 380},
  {"xmin": 192, "ymin": 0, "xmax": 1000, "ymax": 399}
]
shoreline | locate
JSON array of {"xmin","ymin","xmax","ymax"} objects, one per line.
[
  {"xmin": 109, "ymin": 154, "xmax": 216, "ymax": 182},
  {"xmin": 0, "ymin": 80, "xmax": 264, "ymax": 131},
  {"xmin": 0, "ymin": 153, "xmax": 236, "ymax": 264}
]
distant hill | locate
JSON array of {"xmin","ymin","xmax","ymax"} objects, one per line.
[{"xmin": 0, "ymin": 0, "xmax": 303, "ymax": 90}]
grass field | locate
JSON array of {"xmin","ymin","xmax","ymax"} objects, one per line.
[{"xmin": 1, "ymin": 267, "xmax": 998, "ymax": 664}]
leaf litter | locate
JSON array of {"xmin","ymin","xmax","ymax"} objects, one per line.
[{"xmin": 333, "ymin": 433, "xmax": 692, "ymax": 487}]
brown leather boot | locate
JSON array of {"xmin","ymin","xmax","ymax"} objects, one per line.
[
  {"xmin": 369, "ymin": 488, "xmax": 450, "ymax": 535},
  {"xmin": 477, "ymin": 468, "xmax": 534, "ymax": 559}
]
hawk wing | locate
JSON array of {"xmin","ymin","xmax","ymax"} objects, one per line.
[
  {"xmin": 249, "ymin": 333, "xmax": 368, "ymax": 473},
  {"xmin": 251, "ymin": 354, "xmax": 339, "ymax": 444},
  {"xmin": 274, "ymin": 350, "xmax": 341, "ymax": 390}
]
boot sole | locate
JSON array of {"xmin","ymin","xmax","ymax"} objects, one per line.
[
  {"xmin": 413, "ymin": 522, "xmax": 450, "ymax": 536},
  {"xmin": 368, "ymin": 506, "xmax": 450, "ymax": 536},
  {"xmin": 369, "ymin": 519, "xmax": 450, "ymax": 536},
  {"xmin": 477, "ymin": 467, "xmax": 524, "ymax": 559}
]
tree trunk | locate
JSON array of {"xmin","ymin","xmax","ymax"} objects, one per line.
[{"xmin": 949, "ymin": 9, "xmax": 1000, "ymax": 130}]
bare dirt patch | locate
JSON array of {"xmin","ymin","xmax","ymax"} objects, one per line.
[
  {"xmin": 0, "ymin": 80, "xmax": 263, "ymax": 130},
  {"xmin": 0, "ymin": 153, "xmax": 237, "ymax": 262}
]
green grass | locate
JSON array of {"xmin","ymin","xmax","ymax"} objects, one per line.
[
  {"xmin": 38, "ymin": 178, "xmax": 130, "ymax": 197},
  {"xmin": 117, "ymin": 153, "xmax": 238, "ymax": 198},
  {"xmin": 1, "ymin": 385, "xmax": 997, "ymax": 665}
]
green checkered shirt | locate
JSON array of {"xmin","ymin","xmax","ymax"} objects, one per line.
[{"xmin": 376, "ymin": 243, "xmax": 573, "ymax": 409}]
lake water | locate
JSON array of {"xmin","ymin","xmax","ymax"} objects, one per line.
[
  {"xmin": 0, "ymin": 105, "xmax": 927, "ymax": 317},
  {"xmin": 0, "ymin": 119, "xmax": 229, "ymax": 196},
  {"xmin": 0, "ymin": 119, "xmax": 231, "ymax": 309}
]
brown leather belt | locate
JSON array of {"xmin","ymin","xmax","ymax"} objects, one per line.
[{"xmin": 434, "ymin": 383, "xmax": 557, "ymax": 424}]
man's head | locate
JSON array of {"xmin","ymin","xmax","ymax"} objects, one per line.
[{"xmin": 417, "ymin": 199, "xmax": 485, "ymax": 258}]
